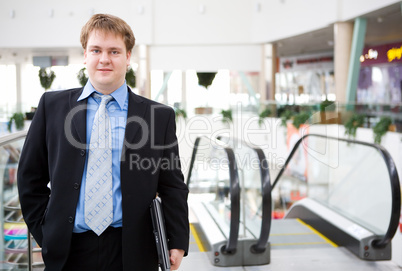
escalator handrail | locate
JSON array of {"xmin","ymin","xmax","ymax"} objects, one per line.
[
  {"xmin": 217, "ymin": 136, "xmax": 271, "ymax": 253},
  {"xmin": 186, "ymin": 136, "xmax": 240, "ymax": 254},
  {"xmin": 186, "ymin": 136, "xmax": 201, "ymax": 187},
  {"xmin": 252, "ymin": 148, "xmax": 272, "ymax": 253},
  {"xmin": 272, "ymin": 133, "xmax": 401, "ymax": 249},
  {"xmin": 0, "ymin": 130, "xmax": 28, "ymax": 146}
]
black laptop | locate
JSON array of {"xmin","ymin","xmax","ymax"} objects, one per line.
[{"xmin": 150, "ymin": 197, "xmax": 171, "ymax": 271}]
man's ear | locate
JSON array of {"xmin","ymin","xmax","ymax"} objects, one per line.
[
  {"xmin": 84, "ymin": 50, "xmax": 87, "ymax": 64},
  {"xmin": 126, "ymin": 51, "xmax": 132, "ymax": 66}
]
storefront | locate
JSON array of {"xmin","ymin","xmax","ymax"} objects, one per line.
[
  {"xmin": 358, "ymin": 41, "xmax": 402, "ymax": 104},
  {"xmin": 275, "ymin": 52, "xmax": 335, "ymax": 104}
]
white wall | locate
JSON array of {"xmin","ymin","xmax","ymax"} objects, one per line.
[
  {"xmin": 0, "ymin": 0, "xmax": 154, "ymax": 48},
  {"xmin": 149, "ymin": 45, "xmax": 262, "ymax": 71}
]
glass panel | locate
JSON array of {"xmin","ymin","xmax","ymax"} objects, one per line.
[
  {"xmin": 188, "ymin": 137, "xmax": 233, "ymax": 237},
  {"xmin": 273, "ymin": 135, "xmax": 393, "ymax": 235},
  {"xmin": 0, "ymin": 136, "xmax": 43, "ymax": 270},
  {"xmin": 219, "ymin": 137, "xmax": 262, "ymax": 239}
]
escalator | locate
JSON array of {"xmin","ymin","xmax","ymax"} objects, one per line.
[
  {"xmin": 187, "ymin": 135, "xmax": 270, "ymax": 266},
  {"xmin": 271, "ymin": 134, "xmax": 401, "ymax": 261},
  {"xmin": 0, "ymin": 131, "xmax": 43, "ymax": 271},
  {"xmin": 187, "ymin": 133, "xmax": 401, "ymax": 269}
]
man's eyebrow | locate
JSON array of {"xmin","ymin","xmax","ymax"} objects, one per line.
[
  {"xmin": 109, "ymin": 47, "xmax": 123, "ymax": 51},
  {"xmin": 88, "ymin": 45, "xmax": 123, "ymax": 51}
]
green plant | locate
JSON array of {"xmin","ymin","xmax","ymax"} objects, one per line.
[
  {"xmin": 39, "ymin": 68, "xmax": 56, "ymax": 90},
  {"xmin": 197, "ymin": 72, "xmax": 217, "ymax": 89},
  {"xmin": 292, "ymin": 112, "xmax": 310, "ymax": 129},
  {"xmin": 344, "ymin": 114, "xmax": 364, "ymax": 139},
  {"xmin": 320, "ymin": 99, "xmax": 335, "ymax": 112},
  {"xmin": 258, "ymin": 108, "xmax": 272, "ymax": 126},
  {"xmin": 174, "ymin": 108, "xmax": 187, "ymax": 120},
  {"xmin": 77, "ymin": 67, "xmax": 88, "ymax": 87},
  {"xmin": 220, "ymin": 109, "xmax": 233, "ymax": 125},
  {"xmin": 8, "ymin": 113, "xmax": 25, "ymax": 132},
  {"xmin": 279, "ymin": 109, "xmax": 294, "ymax": 128},
  {"xmin": 373, "ymin": 116, "xmax": 392, "ymax": 144},
  {"xmin": 125, "ymin": 66, "xmax": 136, "ymax": 88}
]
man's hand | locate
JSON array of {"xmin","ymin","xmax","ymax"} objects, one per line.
[{"xmin": 169, "ymin": 249, "xmax": 185, "ymax": 270}]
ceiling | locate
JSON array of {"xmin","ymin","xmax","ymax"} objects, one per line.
[
  {"xmin": 275, "ymin": 2, "xmax": 402, "ymax": 57},
  {"xmin": 0, "ymin": 3, "xmax": 401, "ymax": 64}
]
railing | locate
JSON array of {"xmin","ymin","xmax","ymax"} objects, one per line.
[
  {"xmin": 217, "ymin": 136, "xmax": 271, "ymax": 253},
  {"xmin": 187, "ymin": 136, "xmax": 240, "ymax": 254},
  {"xmin": 272, "ymin": 133, "xmax": 401, "ymax": 251},
  {"xmin": 0, "ymin": 131, "xmax": 44, "ymax": 271}
]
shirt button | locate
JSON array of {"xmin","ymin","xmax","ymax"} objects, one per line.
[
  {"xmin": 74, "ymin": 183, "xmax": 79, "ymax": 190},
  {"xmin": 68, "ymin": 216, "xmax": 74, "ymax": 223},
  {"xmin": 80, "ymin": 150, "xmax": 86, "ymax": 156}
]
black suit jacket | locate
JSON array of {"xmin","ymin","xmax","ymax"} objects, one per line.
[{"xmin": 17, "ymin": 87, "xmax": 189, "ymax": 271}]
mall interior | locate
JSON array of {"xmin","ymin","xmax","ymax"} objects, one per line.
[{"xmin": 1, "ymin": 0, "xmax": 402, "ymax": 270}]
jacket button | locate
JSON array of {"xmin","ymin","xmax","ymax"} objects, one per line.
[
  {"xmin": 68, "ymin": 216, "xmax": 73, "ymax": 223},
  {"xmin": 80, "ymin": 150, "xmax": 86, "ymax": 156},
  {"xmin": 74, "ymin": 183, "xmax": 79, "ymax": 190}
]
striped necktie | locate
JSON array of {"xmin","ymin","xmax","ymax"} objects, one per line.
[{"xmin": 85, "ymin": 93, "xmax": 114, "ymax": 236}]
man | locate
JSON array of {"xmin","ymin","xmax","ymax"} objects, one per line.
[{"xmin": 17, "ymin": 14, "xmax": 189, "ymax": 271}]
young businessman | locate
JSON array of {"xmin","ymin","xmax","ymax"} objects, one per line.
[{"xmin": 17, "ymin": 14, "xmax": 189, "ymax": 270}]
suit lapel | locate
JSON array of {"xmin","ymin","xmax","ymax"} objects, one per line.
[
  {"xmin": 124, "ymin": 88, "xmax": 148, "ymax": 145},
  {"xmin": 69, "ymin": 88, "xmax": 87, "ymax": 147}
]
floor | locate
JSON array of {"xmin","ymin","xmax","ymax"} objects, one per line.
[
  {"xmin": 183, "ymin": 203, "xmax": 402, "ymax": 271},
  {"xmin": 179, "ymin": 247, "xmax": 401, "ymax": 271}
]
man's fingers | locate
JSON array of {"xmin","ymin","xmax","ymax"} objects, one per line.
[{"xmin": 169, "ymin": 249, "xmax": 184, "ymax": 270}]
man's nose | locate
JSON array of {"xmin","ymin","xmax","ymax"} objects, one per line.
[{"xmin": 100, "ymin": 52, "xmax": 110, "ymax": 64}]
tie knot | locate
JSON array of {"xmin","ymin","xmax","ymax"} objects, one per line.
[{"xmin": 93, "ymin": 93, "xmax": 113, "ymax": 105}]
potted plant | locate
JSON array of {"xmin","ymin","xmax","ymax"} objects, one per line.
[
  {"xmin": 319, "ymin": 99, "xmax": 335, "ymax": 112},
  {"xmin": 319, "ymin": 99, "xmax": 340, "ymax": 124},
  {"xmin": 373, "ymin": 116, "xmax": 392, "ymax": 144},
  {"xmin": 8, "ymin": 112, "xmax": 25, "ymax": 132},
  {"xmin": 258, "ymin": 108, "xmax": 272, "ymax": 127},
  {"xmin": 292, "ymin": 112, "xmax": 310, "ymax": 129},
  {"xmin": 195, "ymin": 72, "xmax": 216, "ymax": 114},
  {"xmin": 25, "ymin": 107, "xmax": 37, "ymax": 120},
  {"xmin": 279, "ymin": 109, "xmax": 294, "ymax": 128},
  {"xmin": 125, "ymin": 66, "xmax": 136, "ymax": 88},
  {"xmin": 39, "ymin": 68, "xmax": 56, "ymax": 91},
  {"xmin": 344, "ymin": 114, "xmax": 364, "ymax": 139},
  {"xmin": 174, "ymin": 107, "xmax": 187, "ymax": 120},
  {"xmin": 220, "ymin": 109, "xmax": 233, "ymax": 126},
  {"xmin": 197, "ymin": 72, "xmax": 216, "ymax": 89},
  {"xmin": 77, "ymin": 67, "xmax": 88, "ymax": 87}
]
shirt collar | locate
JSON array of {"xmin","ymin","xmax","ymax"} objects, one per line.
[{"xmin": 77, "ymin": 81, "xmax": 128, "ymax": 110}]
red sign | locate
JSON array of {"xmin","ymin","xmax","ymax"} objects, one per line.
[{"xmin": 360, "ymin": 42, "xmax": 402, "ymax": 66}]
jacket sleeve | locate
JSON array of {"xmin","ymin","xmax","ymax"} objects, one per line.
[
  {"xmin": 17, "ymin": 93, "xmax": 51, "ymax": 247},
  {"xmin": 157, "ymin": 108, "xmax": 189, "ymax": 256}
]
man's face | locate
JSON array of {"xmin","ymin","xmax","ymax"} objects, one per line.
[{"xmin": 84, "ymin": 30, "xmax": 131, "ymax": 94}]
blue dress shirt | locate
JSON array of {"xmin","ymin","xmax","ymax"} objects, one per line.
[{"xmin": 73, "ymin": 81, "xmax": 128, "ymax": 233}]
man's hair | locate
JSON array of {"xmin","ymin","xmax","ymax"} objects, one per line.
[{"xmin": 80, "ymin": 14, "xmax": 135, "ymax": 52}]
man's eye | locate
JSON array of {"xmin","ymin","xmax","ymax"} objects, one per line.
[
  {"xmin": 92, "ymin": 50, "xmax": 100, "ymax": 54},
  {"xmin": 111, "ymin": 51, "xmax": 119, "ymax": 55}
]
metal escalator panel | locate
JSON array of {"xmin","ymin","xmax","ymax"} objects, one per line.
[
  {"xmin": 272, "ymin": 134, "xmax": 400, "ymax": 260},
  {"xmin": 187, "ymin": 136, "xmax": 240, "ymax": 266}
]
